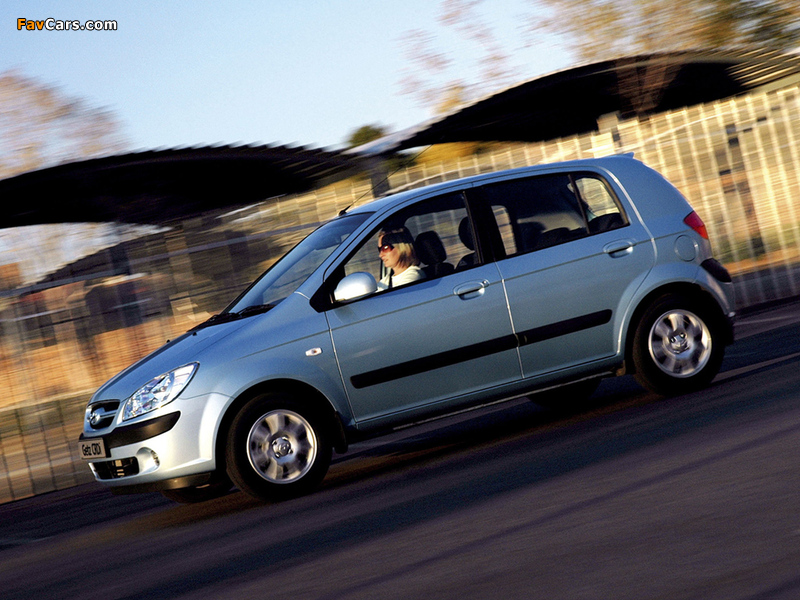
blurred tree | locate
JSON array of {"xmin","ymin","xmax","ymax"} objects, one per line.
[
  {"xmin": 532, "ymin": 0, "xmax": 800, "ymax": 62},
  {"xmin": 0, "ymin": 70, "xmax": 128, "ymax": 179},
  {"xmin": 344, "ymin": 123, "xmax": 418, "ymax": 191},
  {"xmin": 400, "ymin": 0, "xmax": 800, "ymax": 113},
  {"xmin": 346, "ymin": 124, "xmax": 388, "ymax": 148},
  {"xmin": 0, "ymin": 71, "xmax": 134, "ymax": 286},
  {"xmin": 398, "ymin": 0, "xmax": 521, "ymax": 113}
]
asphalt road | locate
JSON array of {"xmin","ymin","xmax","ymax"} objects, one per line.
[{"xmin": 2, "ymin": 300, "xmax": 800, "ymax": 600}]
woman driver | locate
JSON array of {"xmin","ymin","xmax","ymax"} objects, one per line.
[{"xmin": 377, "ymin": 228, "xmax": 426, "ymax": 289}]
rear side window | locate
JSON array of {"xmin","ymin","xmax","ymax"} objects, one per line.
[{"xmin": 478, "ymin": 172, "xmax": 627, "ymax": 258}]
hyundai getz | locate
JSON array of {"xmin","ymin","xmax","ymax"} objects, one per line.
[{"xmin": 79, "ymin": 154, "xmax": 735, "ymax": 503}]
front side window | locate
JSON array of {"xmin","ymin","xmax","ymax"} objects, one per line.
[{"xmin": 340, "ymin": 191, "xmax": 474, "ymax": 292}]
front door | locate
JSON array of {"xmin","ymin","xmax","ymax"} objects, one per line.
[{"xmin": 325, "ymin": 191, "xmax": 521, "ymax": 427}]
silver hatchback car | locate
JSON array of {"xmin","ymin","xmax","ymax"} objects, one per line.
[{"xmin": 78, "ymin": 154, "xmax": 735, "ymax": 503}]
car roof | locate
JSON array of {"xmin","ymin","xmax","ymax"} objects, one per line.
[{"xmin": 345, "ymin": 153, "xmax": 639, "ymax": 216}]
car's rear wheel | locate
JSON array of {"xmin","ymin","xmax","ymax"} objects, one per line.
[
  {"xmin": 632, "ymin": 293, "xmax": 724, "ymax": 395},
  {"xmin": 226, "ymin": 393, "xmax": 331, "ymax": 502}
]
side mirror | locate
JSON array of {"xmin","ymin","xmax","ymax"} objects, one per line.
[{"xmin": 333, "ymin": 272, "xmax": 378, "ymax": 303}]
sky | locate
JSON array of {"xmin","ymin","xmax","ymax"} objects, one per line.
[
  {"xmin": 1, "ymin": 0, "xmax": 572, "ymax": 152},
  {"xmin": 0, "ymin": 0, "xmax": 573, "ymax": 283}
]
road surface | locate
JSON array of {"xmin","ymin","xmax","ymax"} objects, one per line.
[{"xmin": 2, "ymin": 300, "xmax": 799, "ymax": 600}]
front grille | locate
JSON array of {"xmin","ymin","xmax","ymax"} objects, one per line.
[
  {"xmin": 85, "ymin": 400, "xmax": 121, "ymax": 430},
  {"xmin": 92, "ymin": 457, "xmax": 139, "ymax": 479}
]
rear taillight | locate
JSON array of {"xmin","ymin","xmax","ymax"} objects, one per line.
[{"xmin": 684, "ymin": 211, "xmax": 709, "ymax": 240}]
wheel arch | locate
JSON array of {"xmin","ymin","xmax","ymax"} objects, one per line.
[
  {"xmin": 215, "ymin": 379, "xmax": 349, "ymax": 475},
  {"xmin": 623, "ymin": 282, "xmax": 732, "ymax": 374}
]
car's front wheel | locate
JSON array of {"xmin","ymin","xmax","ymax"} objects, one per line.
[
  {"xmin": 226, "ymin": 393, "xmax": 332, "ymax": 502},
  {"xmin": 632, "ymin": 293, "xmax": 725, "ymax": 395}
]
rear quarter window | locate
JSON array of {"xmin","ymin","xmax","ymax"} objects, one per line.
[
  {"xmin": 479, "ymin": 171, "xmax": 629, "ymax": 258},
  {"xmin": 575, "ymin": 175, "xmax": 629, "ymax": 234}
]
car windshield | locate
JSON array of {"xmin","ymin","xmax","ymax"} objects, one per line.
[{"xmin": 224, "ymin": 212, "xmax": 370, "ymax": 315}]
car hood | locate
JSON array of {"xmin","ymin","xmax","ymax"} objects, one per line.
[{"xmin": 89, "ymin": 317, "xmax": 249, "ymax": 403}]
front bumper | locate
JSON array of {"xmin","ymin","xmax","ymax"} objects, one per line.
[
  {"xmin": 80, "ymin": 412, "xmax": 181, "ymax": 480},
  {"xmin": 79, "ymin": 391, "xmax": 230, "ymax": 489}
]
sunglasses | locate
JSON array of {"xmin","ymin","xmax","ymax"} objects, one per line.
[{"xmin": 378, "ymin": 243, "xmax": 394, "ymax": 254}]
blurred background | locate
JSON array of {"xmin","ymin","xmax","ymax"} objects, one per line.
[{"xmin": 1, "ymin": 0, "xmax": 799, "ymax": 503}]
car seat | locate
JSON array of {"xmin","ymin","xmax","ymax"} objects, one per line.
[{"xmin": 415, "ymin": 231, "xmax": 454, "ymax": 278}]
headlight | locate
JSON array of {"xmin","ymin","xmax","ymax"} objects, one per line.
[{"xmin": 122, "ymin": 363, "xmax": 198, "ymax": 421}]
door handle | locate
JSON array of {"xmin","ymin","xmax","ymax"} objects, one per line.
[
  {"xmin": 603, "ymin": 240, "xmax": 634, "ymax": 257},
  {"xmin": 454, "ymin": 280, "xmax": 489, "ymax": 298}
]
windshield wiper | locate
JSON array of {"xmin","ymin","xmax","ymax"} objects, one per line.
[
  {"xmin": 235, "ymin": 303, "xmax": 276, "ymax": 317},
  {"xmin": 190, "ymin": 312, "xmax": 239, "ymax": 331},
  {"xmin": 190, "ymin": 303, "xmax": 276, "ymax": 332}
]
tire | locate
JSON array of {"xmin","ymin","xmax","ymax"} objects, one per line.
[
  {"xmin": 225, "ymin": 393, "xmax": 332, "ymax": 502},
  {"xmin": 632, "ymin": 293, "xmax": 725, "ymax": 396},
  {"xmin": 161, "ymin": 477, "xmax": 232, "ymax": 504},
  {"xmin": 531, "ymin": 379, "xmax": 601, "ymax": 412}
]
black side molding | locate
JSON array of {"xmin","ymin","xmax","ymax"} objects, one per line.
[
  {"xmin": 352, "ymin": 334, "xmax": 518, "ymax": 389},
  {"xmin": 351, "ymin": 309, "xmax": 612, "ymax": 389},
  {"xmin": 517, "ymin": 310, "xmax": 612, "ymax": 346}
]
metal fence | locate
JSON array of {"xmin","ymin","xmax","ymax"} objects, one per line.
[{"xmin": 2, "ymin": 77, "xmax": 800, "ymax": 504}]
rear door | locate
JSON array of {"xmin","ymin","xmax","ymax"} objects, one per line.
[{"xmin": 472, "ymin": 171, "xmax": 655, "ymax": 378}]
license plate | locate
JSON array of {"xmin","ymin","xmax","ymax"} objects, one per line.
[{"xmin": 78, "ymin": 438, "xmax": 108, "ymax": 460}]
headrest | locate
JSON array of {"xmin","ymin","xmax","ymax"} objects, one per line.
[{"xmin": 415, "ymin": 231, "xmax": 446, "ymax": 265}]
